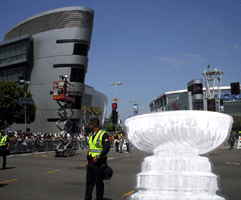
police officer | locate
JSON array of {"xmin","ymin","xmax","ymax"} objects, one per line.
[
  {"xmin": 0, "ymin": 130, "xmax": 10, "ymax": 170},
  {"xmin": 85, "ymin": 118, "xmax": 110, "ymax": 200}
]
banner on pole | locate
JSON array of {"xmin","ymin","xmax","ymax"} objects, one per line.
[{"xmin": 134, "ymin": 104, "xmax": 138, "ymax": 115}]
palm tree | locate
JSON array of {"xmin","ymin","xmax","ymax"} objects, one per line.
[
  {"xmin": 81, "ymin": 104, "xmax": 87, "ymax": 130},
  {"xmin": 94, "ymin": 107, "xmax": 102, "ymax": 117},
  {"xmin": 87, "ymin": 106, "xmax": 95, "ymax": 119}
]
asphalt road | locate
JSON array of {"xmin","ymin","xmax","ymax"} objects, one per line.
[{"xmin": 0, "ymin": 147, "xmax": 240, "ymax": 200}]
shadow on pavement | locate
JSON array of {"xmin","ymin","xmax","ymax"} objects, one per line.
[
  {"xmin": 0, "ymin": 184, "xmax": 8, "ymax": 187},
  {"xmin": 2, "ymin": 167, "xmax": 16, "ymax": 170}
]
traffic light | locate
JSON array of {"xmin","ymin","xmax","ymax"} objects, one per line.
[
  {"xmin": 231, "ymin": 82, "xmax": 240, "ymax": 95},
  {"xmin": 112, "ymin": 109, "xmax": 118, "ymax": 124},
  {"xmin": 207, "ymin": 98, "xmax": 215, "ymax": 112}
]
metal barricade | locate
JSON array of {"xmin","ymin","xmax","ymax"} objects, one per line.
[{"xmin": 9, "ymin": 138, "xmax": 88, "ymax": 154}]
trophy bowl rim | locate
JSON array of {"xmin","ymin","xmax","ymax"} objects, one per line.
[{"xmin": 124, "ymin": 110, "xmax": 233, "ymax": 154}]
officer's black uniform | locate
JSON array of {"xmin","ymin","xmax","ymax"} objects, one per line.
[
  {"xmin": 0, "ymin": 134, "xmax": 10, "ymax": 170},
  {"xmin": 85, "ymin": 131, "xmax": 110, "ymax": 200}
]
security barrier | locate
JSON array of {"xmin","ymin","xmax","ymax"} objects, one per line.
[
  {"xmin": 237, "ymin": 136, "xmax": 241, "ymax": 149},
  {"xmin": 9, "ymin": 139, "xmax": 88, "ymax": 154}
]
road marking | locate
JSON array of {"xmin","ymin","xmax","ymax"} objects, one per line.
[
  {"xmin": 34, "ymin": 154, "xmax": 50, "ymax": 157},
  {"xmin": 123, "ymin": 190, "xmax": 134, "ymax": 197},
  {"xmin": 45, "ymin": 169, "xmax": 59, "ymax": 174},
  {"xmin": 0, "ymin": 179, "xmax": 18, "ymax": 184},
  {"xmin": 8, "ymin": 152, "xmax": 50, "ymax": 157},
  {"xmin": 226, "ymin": 162, "xmax": 240, "ymax": 165}
]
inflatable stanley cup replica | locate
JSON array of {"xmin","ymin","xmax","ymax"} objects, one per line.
[{"xmin": 124, "ymin": 111, "xmax": 233, "ymax": 200}]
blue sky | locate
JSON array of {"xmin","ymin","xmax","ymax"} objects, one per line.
[{"xmin": 0, "ymin": 0, "xmax": 240, "ymax": 121}]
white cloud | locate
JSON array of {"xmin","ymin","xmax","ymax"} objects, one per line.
[
  {"xmin": 156, "ymin": 56, "xmax": 185, "ymax": 67},
  {"xmin": 184, "ymin": 54, "xmax": 205, "ymax": 64},
  {"xmin": 234, "ymin": 44, "xmax": 240, "ymax": 49},
  {"xmin": 156, "ymin": 53, "xmax": 205, "ymax": 67}
]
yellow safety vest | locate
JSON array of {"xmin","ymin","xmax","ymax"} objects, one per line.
[
  {"xmin": 0, "ymin": 135, "xmax": 8, "ymax": 146},
  {"xmin": 88, "ymin": 130, "xmax": 108, "ymax": 158}
]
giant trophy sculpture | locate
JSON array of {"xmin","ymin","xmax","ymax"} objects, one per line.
[{"xmin": 124, "ymin": 111, "xmax": 233, "ymax": 200}]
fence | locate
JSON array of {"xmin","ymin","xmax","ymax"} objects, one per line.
[{"xmin": 9, "ymin": 139, "xmax": 88, "ymax": 154}]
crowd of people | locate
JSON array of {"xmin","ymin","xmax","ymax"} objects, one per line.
[
  {"xmin": 3, "ymin": 129, "xmax": 131, "ymax": 154},
  {"xmin": 7, "ymin": 131, "xmax": 87, "ymax": 142},
  {"xmin": 3, "ymin": 130, "xmax": 88, "ymax": 153},
  {"xmin": 110, "ymin": 131, "xmax": 131, "ymax": 154}
]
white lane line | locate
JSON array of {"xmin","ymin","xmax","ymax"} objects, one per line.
[{"xmin": 226, "ymin": 162, "xmax": 240, "ymax": 165}]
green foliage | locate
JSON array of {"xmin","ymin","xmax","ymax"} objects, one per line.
[
  {"xmin": 94, "ymin": 107, "xmax": 102, "ymax": 117},
  {"xmin": 87, "ymin": 106, "xmax": 95, "ymax": 116},
  {"xmin": 0, "ymin": 81, "xmax": 37, "ymax": 129},
  {"xmin": 82, "ymin": 104, "xmax": 87, "ymax": 113},
  {"xmin": 82, "ymin": 104, "xmax": 102, "ymax": 118},
  {"xmin": 105, "ymin": 112, "xmax": 122, "ymax": 132},
  {"xmin": 232, "ymin": 116, "xmax": 241, "ymax": 129},
  {"xmin": 105, "ymin": 121, "xmax": 115, "ymax": 132}
]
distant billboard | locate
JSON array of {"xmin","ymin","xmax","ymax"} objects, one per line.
[{"xmin": 134, "ymin": 104, "xmax": 138, "ymax": 115}]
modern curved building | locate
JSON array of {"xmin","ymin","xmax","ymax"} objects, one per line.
[
  {"xmin": 149, "ymin": 79, "xmax": 241, "ymax": 116},
  {"xmin": 0, "ymin": 7, "xmax": 108, "ymax": 133}
]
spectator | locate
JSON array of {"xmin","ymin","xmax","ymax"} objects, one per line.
[
  {"xmin": 229, "ymin": 131, "xmax": 236, "ymax": 150},
  {"xmin": 124, "ymin": 137, "xmax": 130, "ymax": 153},
  {"xmin": 118, "ymin": 132, "xmax": 124, "ymax": 153},
  {"xmin": 114, "ymin": 133, "xmax": 119, "ymax": 154}
]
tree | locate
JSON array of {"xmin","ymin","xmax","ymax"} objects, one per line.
[
  {"xmin": 232, "ymin": 116, "xmax": 241, "ymax": 130},
  {"xmin": 87, "ymin": 106, "xmax": 95, "ymax": 119},
  {"xmin": 0, "ymin": 81, "xmax": 37, "ymax": 129},
  {"xmin": 93, "ymin": 107, "xmax": 102, "ymax": 117},
  {"xmin": 105, "ymin": 121, "xmax": 115, "ymax": 132},
  {"xmin": 105, "ymin": 111, "xmax": 123, "ymax": 132}
]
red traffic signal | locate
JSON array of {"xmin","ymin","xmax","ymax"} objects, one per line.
[{"xmin": 112, "ymin": 103, "xmax": 117, "ymax": 109}]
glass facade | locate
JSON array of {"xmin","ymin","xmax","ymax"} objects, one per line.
[
  {"xmin": 73, "ymin": 43, "xmax": 88, "ymax": 56},
  {"xmin": 0, "ymin": 41, "xmax": 29, "ymax": 65},
  {"xmin": 0, "ymin": 67, "xmax": 25, "ymax": 82},
  {"xmin": 0, "ymin": 36, "xmax": 33, "ymax": 82},
  {"xmin": 70, "ymin": 68, "xmax": 86, "ymax": 83}
]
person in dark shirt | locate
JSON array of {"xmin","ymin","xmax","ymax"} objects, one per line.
[
  {"xmin": 229, "ymin": 131, "xmax": 235, "ymax": 150},
  {"xmin": 85, "ymin": 118, "xmax": 110, "ymax": 200}
]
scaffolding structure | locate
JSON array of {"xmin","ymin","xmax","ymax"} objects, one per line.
[
  {"xmin": 203, "ymin": 66, "xmax": 223, "ymax": 112},
  {"xmin": 53, "ymin": 75, "xmax": 76, "ymax": 157}
]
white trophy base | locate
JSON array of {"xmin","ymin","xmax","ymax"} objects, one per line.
[{"xmin": 129, "ymin": 150, "xmax": 224, "ymax": 200}]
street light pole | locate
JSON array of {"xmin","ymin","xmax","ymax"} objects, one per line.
[
  {"xmin": 20, "ymin": 79, "xmax": 30, "ymax": 132},
  {"xmin": 110, "ymin": 82, "xmax": 122, "ymax": 97}
]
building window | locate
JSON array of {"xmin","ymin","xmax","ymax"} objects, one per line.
[
  {"xmin": 70, "ymin": 68, "xmax": 85, "ymax": 83},
  {"xmin": 0, "ymin": 67, "xmax": 25, "ymax": 82},
  {"xmin": 70, "ymin": 95, "xmax": 82, "ymax": 110},
  {"xmin": 194, "ymin": 102, "xmax": 203, "ymax": 110},
  {"xmin": 73, "ymin": 43, "xmax": 88, "ymax": 56},
  {"xmin": 0, "ymin": 41, "xmax": 29, "ymax": 65}
]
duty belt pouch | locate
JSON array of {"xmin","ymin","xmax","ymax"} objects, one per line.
[
  {"xmin": 101, "ymin": 164, "xmax": 113, "ymax": 180},
  {"xmin": 101, "ymin": 164, "xmax": 108, "ymax": 170}
]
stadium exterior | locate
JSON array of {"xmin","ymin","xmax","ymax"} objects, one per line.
[
  {"xmin": 149, "ymin": 79, "xmax": 241, "ymax": 117},
  {"xmin": 0, "ymin": 7, "xmax": 108, "ymax": 133}
]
